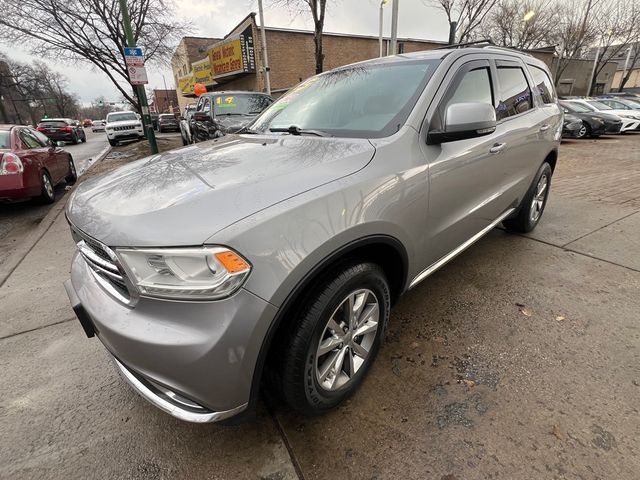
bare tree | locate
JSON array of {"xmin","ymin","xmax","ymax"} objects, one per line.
[
  {"xmin": 553, "ymin": 0, "xmax": 598, "ymax": 85},
  {"xmin": 587, "ymin": 0, "xmax": 640, "ymax": 94},
  {"xmin": 426, "ymin": 0, "xmax": 498, "ymax": 44},
  {"xmin": 618, "ymin": 42, "xmax": 640, "ymax": 91},
  {"xmin": 273, "ymin": 0, "xmax": 328, "ymax": 74},
  {"xmin": 482, "ymin": 0, "xmax": 559, "ymax": 49},
  {"xmin": 33, "ymin": 62, "xmax": 80, "ymax": 118},
  {"xmin": 0, "ymin": 0, "xmax": 188, "ymax": 113}
]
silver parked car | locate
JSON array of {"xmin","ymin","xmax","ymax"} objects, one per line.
[{"xmin": 64, "ymin": 46, "xmax": 561, "ymax": 423}]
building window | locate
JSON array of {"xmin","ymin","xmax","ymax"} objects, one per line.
[{"xmin": 397, "ymin": 42, "xmax": 404, "ymax": 54}]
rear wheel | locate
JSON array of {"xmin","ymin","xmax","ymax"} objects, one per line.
[
  {"xmin": 71, "ymin": 132, "xmax": 79, "ymax": 145},
  {"xmin": 503, "ymin": 162, "xmax": 552, "ymax": 233},
  {"xmin": 65, "ymin": 157, "xmax": 78, "ymax": 185},
  {"xmin": 277, "ymin": 262, "xmax": 390, "ymax": 415},
  {"xmin": 39, "ymin": 171, "xmax": 55, "ymax": 204}
]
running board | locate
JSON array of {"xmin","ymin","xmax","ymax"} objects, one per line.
[{"xmin": 409, "ymin": 208, "xmax": 515, "ymax": 289}]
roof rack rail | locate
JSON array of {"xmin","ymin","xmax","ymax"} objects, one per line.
[
  {"xmin": 436, "ymin": 39, "xmax": 533, "ymax": 57},
  {"xmin": 436, "ymin": 39, "xmax": 495, "ymax": 49}
]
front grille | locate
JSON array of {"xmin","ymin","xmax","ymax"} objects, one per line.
[
  {"xmin": 113, "ymin": 125, "xmax": 135, "ymax": 131},
  {"xmin": 72, "ymin": 229, "xmax": 133, "ymax": 304}
]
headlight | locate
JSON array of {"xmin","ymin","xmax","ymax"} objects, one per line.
[{"xmin": 116, "ymin": 246, "xmax": 251, "ymax": 300}]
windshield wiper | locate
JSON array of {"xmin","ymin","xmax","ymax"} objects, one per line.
[
  {"xmin": 216, "ymin": 112, "xmax": 245, "ymax": 116},
  {"xmin": 269, "ymin": 125, "xmax": 332, "ymax": 137}
]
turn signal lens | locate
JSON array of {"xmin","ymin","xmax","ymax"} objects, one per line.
[{"xmin": 214, "ymin": 251, "xmax": 250, "ymax": 273}]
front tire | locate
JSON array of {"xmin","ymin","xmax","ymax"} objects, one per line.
[
  {"xmin": 503, "ymin": 162, "xmax": 552, "ymax": 233},
  {"xmin": 108, "ymin": 139, "xmax": 118, "ymax": 147},
  {"xmin": 65, "ymin": 156, "xmax": 78, "ymax": 185},
  {"xmin": 575, "ymin": 122, "xmax": 589, "ymax": 139},
  {"xmin": 278, "ymin": 262, "xmax": 390, "ymax": 415},
  {"xmin": 39, "ymin": 171, "xmax": 55, "ymax": 204}
]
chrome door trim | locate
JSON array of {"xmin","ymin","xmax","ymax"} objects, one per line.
[{"xmin": 409, "ymin": 207, "xmax": 515, "ymax": 289}]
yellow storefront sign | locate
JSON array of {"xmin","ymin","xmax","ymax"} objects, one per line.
[
  {"xmin": 209, "ymin": 37, "xmax": 244, "ymax": 79},
  {"xmin": 178, "ymin": 73, "xmax": 195, "ymax": 95},
  {"xmin": 192, "ymin": 57, "xmax": 214, "ymax": 85}
]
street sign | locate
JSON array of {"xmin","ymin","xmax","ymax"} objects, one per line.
[
  {"xmin": 123, "ymin": 47, "xmax": 148, "ymax": 85},
  {"xmin": 128, "ymin": 64, "xmax": 148, "ymax": 85}
]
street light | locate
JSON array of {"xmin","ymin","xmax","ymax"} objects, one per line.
[
  {"xmin": 523, "ymin": 10, "xmax": 535, "ymax": 22},
  {"xmin": 379, "ymin": 0, "xmax": 388, "ymax": 57}
]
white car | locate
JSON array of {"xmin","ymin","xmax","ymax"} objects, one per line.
[
  {"xmin": 91, "ymin": 120, "xmax": 106, "ymax": 132},
  {"xmin": 571, "ymin": 99, "xmax": 640, "ymax": 133},
  {"xmin": 105, "ymin": 111, "xmax": 144, "ymax": 146}
]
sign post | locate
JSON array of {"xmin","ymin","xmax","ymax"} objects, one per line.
[{"xmin": 118, "ymin": 0, "xmax": 158, "ymax": 154}]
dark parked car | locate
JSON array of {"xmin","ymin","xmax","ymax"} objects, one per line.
[
  {"xmin": 189, "ymin": 91, "xmax": 272, "ymax": 143},
  {"xmin": 0, "ymin": 124, "xmax": 77, "ymax": 203},
  {"xmin": 562, "ymin": 113, "xmax": 584, "ymax": 138},
  {"xmin": 558, "ymin": 100, "xmax": 621, "ymax": 138},
  {"xmin": 37, "ymin": 118, "xmax": 86, "ymax": 144},
  {"xmin": 158, "ymin": 113, "xmax": 180, "ymax": 133}
]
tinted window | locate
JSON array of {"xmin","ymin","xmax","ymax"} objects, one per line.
[
  {"xmin": 107, "ymin": 112, "xmax": 138, "ymax": 122},
  {"xmin": 586, "ymin": 101, "xmax": 612, "ymax": 110},
  {"xmin": 38, "ymin": 120, "xmax": 67, "ymax": 128},
  {"xmin": 159, "ymin": 114, "xmax": 175, "ymax": 119},
  {"xmin": 446, "ymin": 67, "xmax": 493, "ymax": 109},
  {"xmin": 496, "ymin": 66, "xmax": 532, "ymax": 120},
  {"xmin": 252, "ymin": 60, "xmax": 440, "ymax": 138},
  {"xmin": 529, "ymin": 65, "xmax": 555, "ymax": 104},
  {"xmin": 32, "ymin": 130, "xmax": 51, "ymax": 146},
  {"xmin": 559, "ymin": 101, "xmax": 592, "ymax": 113}
]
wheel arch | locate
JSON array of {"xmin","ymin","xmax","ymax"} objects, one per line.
[
  {"xmin": 233, "ymin": 234, "xmax": 409, "ymax": 423},
  {"xmin": 544, "ymin": 149, "xmax": 558, "ymax": 172}
]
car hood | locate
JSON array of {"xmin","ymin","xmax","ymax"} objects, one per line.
[
  {"xmin": 577, "ymin": 111, "xmax": 621, "ymax": 122},
  {"xmin": 108, "ymin": 120, "xmax": 141, "ymax": 127},
  {"xmin": 215, "ymin": 114, "xmax": 257, "ymax": 133},
  {"xmin": 67, "ymin": 134, "xmax": 375, "ymax": 247}
]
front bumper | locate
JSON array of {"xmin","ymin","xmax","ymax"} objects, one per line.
[
  {"xmin": 619, "ymin": 119, "xmax": 640, "ymax": 132},
  {"xmin": 66, "ymin": 250, "xmax": 278, "ymax": 422},
  {"xmin": 106, "ymin": 128, "xmax": 144, "ymax": 140}
]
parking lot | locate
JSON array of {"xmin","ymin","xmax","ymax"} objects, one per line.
[{"xmin": 0, "ymin": 133, "xmax": 639, "ymax": 480}]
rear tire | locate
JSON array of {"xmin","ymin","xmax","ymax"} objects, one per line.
[
  {"xmin": 65, "ymin": 157, "xmax": 78, "ymax": 185},
  {"xmin": 503, "ymin": 162, "xmax": 552, "ymax": 233},
  {"xmin": 39, "ymin": 171, "xmax": 55, "ymax": 204},
  {"xmin": 276, "ymin": 262, "xmax": 390, "ymax": 415},
  {"xmin": 72, "ymin": 133, "xmax": 79, "ymax": 145}
]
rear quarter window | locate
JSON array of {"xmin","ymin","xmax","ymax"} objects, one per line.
[{"xmin": 529, "ymin": 65, "xmax": 556, "ymax": 104}]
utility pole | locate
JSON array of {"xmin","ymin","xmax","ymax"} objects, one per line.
[
  {"xmin": 587, "ymin": 46, "xmax": 600, "ymax": 96},
  {"xmin": 379, "ymin": 0, "xmax": 388, "ymax": 57},
  {"xmin": 118, "ymin": 0, "xmax": 158, "ymax": 154},
  {"xmin": 620, "ymin": 46, "xmax": 632, "ymax": 92},
  {"xmin": 389, "ymin": 0, "xmax": 399, "ymax": 55},
  {"xmin": 258, "ymin": 0, "xmax": 272, "ymax": 95}
]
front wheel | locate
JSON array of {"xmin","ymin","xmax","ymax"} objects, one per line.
[
  {"xmin": 277, "ymin": 262, "xmax": 390, "ymax": 415},
  {"xmin": 575, "ymin": 122, "xmax": 589, "ymax": 139},
  {"xmin": 108, "ymin": 139, "xmax": 118, "ymax": 147},
  {"xmin": 65, "ymin": 157, "xmax": 78, "ymax": 185},
  {"xmin": 39, "ymin": 171, "xmax": 55, "ymax": 204},
  {"xmin": 503, "ymin": 162, "xmax": 552, "ymax": 233}
]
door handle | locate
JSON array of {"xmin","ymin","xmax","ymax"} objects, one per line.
[
  {"xmin": 489, "ymin": 143, "xmax": 506, "ymax": 154},
  {"xmin": 539, "ymin": 124, "xmax": 551, "ymax": 131}
]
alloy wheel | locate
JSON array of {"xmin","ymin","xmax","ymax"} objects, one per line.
[
  {"xmin": 529, "ymin": 174, "xmax": 548, "ymax": 222},
  {"xmin": 577, "ymin": 125, "xmax": 587, "ymax": 138},
  {"xmin": 315, "ymin": 289, "xmax": 379, "ymax": 391},
  {"xmin": 43, "ymin": 173, "xmax": 54, "ymax": 198}
]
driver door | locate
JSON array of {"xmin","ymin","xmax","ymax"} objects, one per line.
[{"xmin": 419, "ymin": 58, "xmax": 511, "ymax": 266}]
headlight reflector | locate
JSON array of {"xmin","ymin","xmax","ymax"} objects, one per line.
[{"xmin": 116, "ymin": 247, "xmax": 251, "ymax": 300}]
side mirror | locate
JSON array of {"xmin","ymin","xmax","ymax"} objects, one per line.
[
  {"xmin": 193, "ymin": 111, "xmax": 210, "ymax": 122},
  {"xmin": 428, "ymin": 102, "xmax": 496, "ymax": 144},
  {"xmin": 56, "ymin": 141, "xmax": 65, "ymax": 147}
]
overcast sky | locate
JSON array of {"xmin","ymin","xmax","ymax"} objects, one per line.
[{"xmin": 0, "ymin": 0, "xmax": 450, "ymax": 105}]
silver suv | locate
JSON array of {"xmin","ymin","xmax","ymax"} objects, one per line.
[{"xmin": 65, "ymin": 47, "xmax": 561, "ymax": 423}]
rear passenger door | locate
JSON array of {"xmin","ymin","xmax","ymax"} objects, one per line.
[
  {"xmin": 492, "ymin": 58, "xmax": 549, "ymax": 204},
  {"xmin": 421, "ymin": 57, "xmax": 514, "ymax": 265}
]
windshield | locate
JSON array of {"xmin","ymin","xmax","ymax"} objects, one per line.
[
  {"xmin": 561, "ymin": 101, "xmax": 592, "ymax": 113},
  {"xmin": 159, "ymin": 114, "xmax": 175, "ymax": 120},
  {"xmin": 619, "ymin": 98, "xmax": 640, "ymax": 108},
  {"xmin": 587, "ymin": 101, "xmax": 612, "ymax": 110},
  {"xmin": 0, "ymin": 131, "xmax": 10, "ymax": 149},
  {"xmin": 108, "ymin": 112, "xmax": 138, "ymax": 122},
  {"xmin": 213, "ymin": 94, "xmax": 271, "ymax": 116},
  {"xmin": 251, "ymin": 59, "xmax": 440, "ymax": 138}
]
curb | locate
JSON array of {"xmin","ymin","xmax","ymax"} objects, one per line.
[{"xmin": 0, "ymin": 145, "xmax": 111, "ymax": 288}]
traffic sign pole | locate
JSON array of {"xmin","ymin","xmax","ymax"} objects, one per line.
[{"xmin": 118, "ymin": 0, "xmax": 158, "ymax": 155}]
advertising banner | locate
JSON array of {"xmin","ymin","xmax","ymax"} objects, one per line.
[{"xmin": 208, "ymin": 25, "xmax": 256, "ymax": 80}]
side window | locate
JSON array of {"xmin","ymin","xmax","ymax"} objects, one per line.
[
  {"xmin": 496, "ymin": 66, "xmax": 532, "ymax": 120},
  {"xmin": 18, "ymin": 129, "xmax": 42, "ymax": 149},
  {"xmin": 32, "ymin": 129, "xmax": 51, "ymax": 146},
  {"xmin": 529, "ymin": 65, "xmax": 555, "ymax": 104},
  {"xmin": 445, "ymin": 67, "xmax": 494, "ymax": 109},
  {"xmin": 202, "ymin": 97, "xmax": 211, "ymax": 114}
]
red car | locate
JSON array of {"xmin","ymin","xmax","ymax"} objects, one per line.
[{"xmin": 0, "ymin": 124, "xmax": 77, "ymax": 204}]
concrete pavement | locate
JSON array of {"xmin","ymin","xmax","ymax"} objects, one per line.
[{"xmin": 1, "ymin": 134, "xmax": 639, "ymax": 479}]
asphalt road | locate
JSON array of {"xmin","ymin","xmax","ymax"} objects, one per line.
[
  {"xmin": 0, "ymin": 129, "xmax": 109, "ymax": 268},
  {"xmin": 1, "ymin": 133, "xmax": 639, "ymax": 480}
]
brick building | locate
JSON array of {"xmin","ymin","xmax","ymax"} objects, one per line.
[
  {"xmin": 171, "ymin": 13, "xmax": 447, "ymax": 111},
  {"xmin": 151, "ymin": 89, "xmax": 179, "ymax": 114}
]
